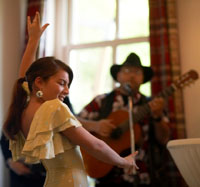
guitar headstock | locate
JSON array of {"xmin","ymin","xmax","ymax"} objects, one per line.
[{"xmin": 174, "ymin": 70, "xmax": 199, "ymax": 89}]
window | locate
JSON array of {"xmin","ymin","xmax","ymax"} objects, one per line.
[{"xmin": 44, "ymin": 0, "xmax": 150, "ymax": 114}]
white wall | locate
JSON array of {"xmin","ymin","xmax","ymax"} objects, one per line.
[
  {"xmin": 0, "ymin": 0, "xmax": 26, "ymax": 186},
  {"xmin": 177, "ymin": 0, "xmax": 200, "ymax": 138}
]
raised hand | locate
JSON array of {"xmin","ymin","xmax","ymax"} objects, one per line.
[
  {"xmin": 27, "ymin": 11, "xmax": 49, "ymax": 41},
  {"xmin": 19, "ymin": 11, "xmax": 49, "ymax": 78}
]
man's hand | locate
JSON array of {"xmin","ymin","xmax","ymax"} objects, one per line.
[
  {"xmin": 148, "ymin": 97, "xmax": 165, "ymax": 118},
  {"xmin": 93, "ymin": 119, "xmax": 116, "ymax": 137},
  {"xmin": 149, "ymin": 97, "xmax": 170, "ymax": 144}
]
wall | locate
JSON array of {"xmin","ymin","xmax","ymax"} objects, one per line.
[
  {"xmin": 0, "ymin": 0, "xmax": 5, "ymax": 186},
  {"xmin": 0, "ymin": 0, "xmax": 26, "ymax": 186},
  {"xmin": 177, "ymin": 0, "xmax": 200, "ymax": 138}
]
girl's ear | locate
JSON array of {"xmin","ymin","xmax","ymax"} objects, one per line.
[{"xmin": 34, "ymin": 76, "xmax": 43, "ymax": 89}]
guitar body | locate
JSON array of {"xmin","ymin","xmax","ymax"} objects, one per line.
[{"xmin": 81, "ymin": 110, "xmax": 142, "ymax": 178}]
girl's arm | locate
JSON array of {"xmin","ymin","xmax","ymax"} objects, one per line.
[
  {"xmin": 62, "ymin": 126, "xmax": 138, "ymax": 171},
  {"xmin": 19, "ymin": 12, "xmax": 49, "ymax": 78}
]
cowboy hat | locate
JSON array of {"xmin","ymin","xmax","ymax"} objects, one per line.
[{"xmin": 110, "ymin": 53, "xmax": 154, "ymax": 83}]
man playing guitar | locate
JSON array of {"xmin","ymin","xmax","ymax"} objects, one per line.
[{"xmin": 79, "ymin": 53, "xmax": 170, "ymax": 187}]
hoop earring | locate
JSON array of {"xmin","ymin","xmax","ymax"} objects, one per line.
[{"xmin": 36, "ymin": 90, "xmax": 43, "ymax": 98}]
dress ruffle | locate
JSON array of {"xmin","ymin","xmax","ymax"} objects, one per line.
[
  {"xmin": 10, "ymin": 99, "xmax": 82, "ymax": 164},
  {"xmin": 9, "ymin": 132, "xmax": 26, "ymax": 162}
]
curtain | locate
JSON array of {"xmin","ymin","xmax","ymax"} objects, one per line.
[
  {"xmin": 149, "ymin": 0, "xmax": 185, "ymax": 139},
  {"xmin": 24, "ymin": 0, "xmax": 46, "ymax": 57},
  {"xmin": 149, "ymin": 1, "xmax": 188, "ymax": 186}
]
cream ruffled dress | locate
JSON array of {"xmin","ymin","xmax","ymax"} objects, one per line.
[{"xmin": 9, "ymin": 99, "xmax": 89, "ymax": 187}]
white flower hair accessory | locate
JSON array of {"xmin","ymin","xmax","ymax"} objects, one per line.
[{"xmin": 22, "ymin": 81, "xmax": 30, "ymax": 102}]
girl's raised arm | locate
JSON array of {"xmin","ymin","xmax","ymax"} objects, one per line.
[{"xmin": 19, "ymin": 12, "xmax": 49, "ymax": 78}]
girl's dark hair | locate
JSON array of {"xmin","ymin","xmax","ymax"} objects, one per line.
[{"xmin": 3, "ymin": 57, "xmax": 73, "ymax": 140}]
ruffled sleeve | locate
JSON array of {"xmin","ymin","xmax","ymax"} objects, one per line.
[{"xmin": 21, "ymin": 99, "xmax": 81, "ymax": 163}]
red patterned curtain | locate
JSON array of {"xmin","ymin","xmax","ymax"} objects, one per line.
[
  {"xmin": 149, "ymin": 0, "xmax": 186, "ymax": 139},
  {"xmin": 24, "ymin": 0, "xmax": 46, "ymax": 57}
]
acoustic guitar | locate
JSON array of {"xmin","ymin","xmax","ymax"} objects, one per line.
[{"xmin": 81, "ymin": 70, "xmax": 199, "ymax": 179}]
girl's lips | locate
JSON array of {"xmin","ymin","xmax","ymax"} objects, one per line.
[{"xmin": 59, "ymin": 96, "xmax": 65, "ymax": 101}]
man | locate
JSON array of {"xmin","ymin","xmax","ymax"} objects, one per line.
[{"xmin": 79, "ymin": 53, "xmax": 171, "ymax": 187}]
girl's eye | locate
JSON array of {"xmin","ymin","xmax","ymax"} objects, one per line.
[{"xmin": 58, "ymin": 81, "xmax": 65, "ymax": 86}]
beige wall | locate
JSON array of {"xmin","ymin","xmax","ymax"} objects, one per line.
[
  {"xmin": 0, "ymin": 0, "xmax": 26, "ymax": 186},
  {"xmin": 1, "ymin": 0, "xmax": 26, "ymax": 116},
  {"xmin": 177, "ymin": 0, "xmax": 200, "ymax": 138},
  {"xmin": 0, "ymin": 1, "xmax": 5, "ymax": 186}
]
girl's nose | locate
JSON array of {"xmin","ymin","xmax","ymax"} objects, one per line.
[{"xmin": 63, "ymin": 86, "xmax": 69, "ymax": 95}]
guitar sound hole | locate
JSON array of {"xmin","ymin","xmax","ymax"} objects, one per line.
[{"xmin": 110, "ymin": 127, "xmax": 123, "ymax": 139}]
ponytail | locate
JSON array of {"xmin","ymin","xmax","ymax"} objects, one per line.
[{"xmin": 3, "ymin": 77, "xmax": 28, "ymax": 140}]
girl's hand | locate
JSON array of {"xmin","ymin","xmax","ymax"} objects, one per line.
[
  {"xmin": 27, "ymin": 11, "xmax": 49, "ymax": 40},
  {"xmin": 119, "ymin": 151, "xmax": 139, "ymax": 174}
]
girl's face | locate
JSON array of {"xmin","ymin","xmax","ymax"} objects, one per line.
[{"xmin": 38, "ymin": 69, "xmax": 70, "ymax": 102}]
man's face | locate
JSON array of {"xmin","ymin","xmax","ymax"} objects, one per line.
[{"xmin": 117, "ymin": 66, "xmax": 144, "ymax": 92}]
